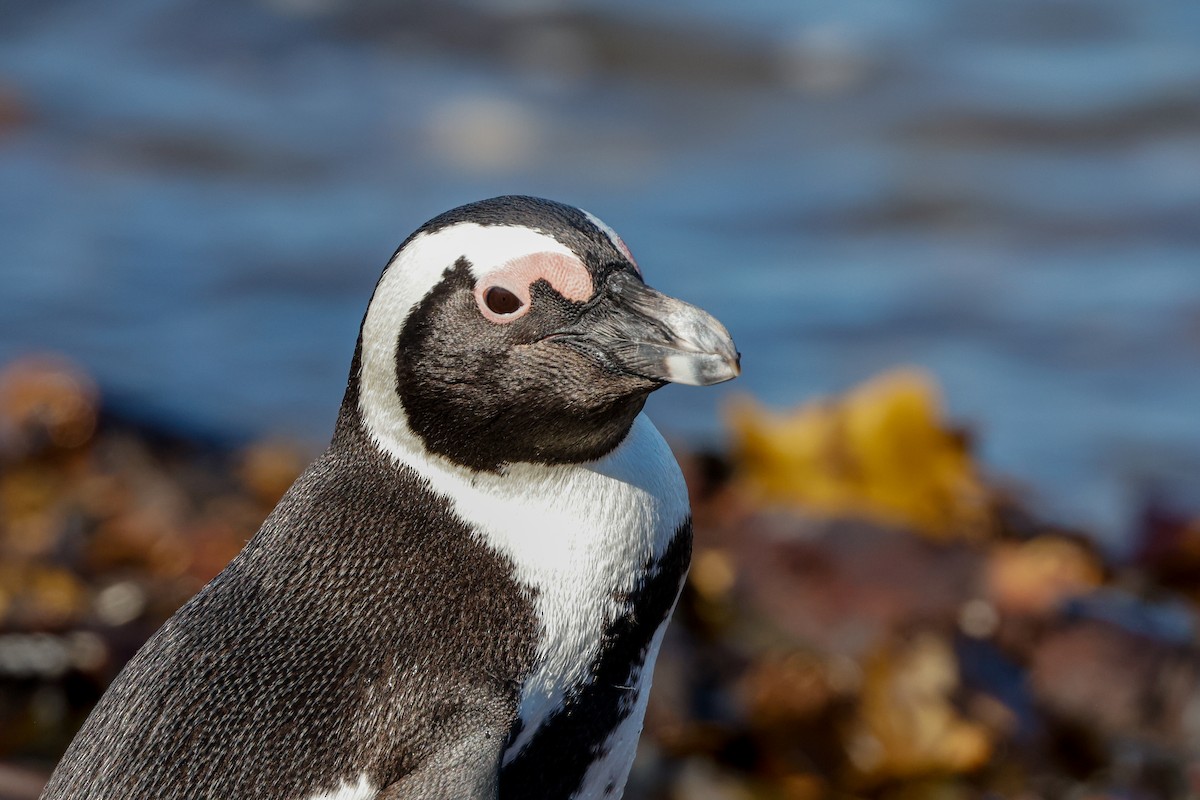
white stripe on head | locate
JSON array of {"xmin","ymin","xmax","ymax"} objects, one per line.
[
  {"xmin": 359, "ymin": 222, "xmax": 580, "ymax": 460},
  {"xmin": 582, "ymin": 209, "xmax": 640, "ymax": 275}
]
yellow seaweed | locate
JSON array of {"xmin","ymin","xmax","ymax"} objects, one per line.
[{"xmin": 726, "ymin": 368, "xmax": 992, "ymax": 539}]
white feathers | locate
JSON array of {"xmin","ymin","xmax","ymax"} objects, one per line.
[
  {"xmin": 363, "ymin": 403, "xmax": 688, "ymax": 765},
  {"xmin": 358, "ymin": 217, "xmax": 691, "ymax": 797},
  {"xmin": 368, "ymin": 223, "xmax": 575, "ymax": 334},
  {"xmin": 496, "ymin": 416, "xmax": 687, "ymax": 761},
  {"xmin": 302, "ymin": 774, "xmax": 375, "ymax": 800},
  {"xmin": 360, "ymin": 223, "xmax": 577, "ymax": 463},
  {"xmin": 575, "ymin": 616, "xmax": 675, "ymax": 800},
  {"xmin": 581, "ymin": 209, "xmax": 638, "ymax": 272}
]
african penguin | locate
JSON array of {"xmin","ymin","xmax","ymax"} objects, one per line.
[{"xmin": 42, "ymin": 195, "xmax": 740, "ymax": 800}]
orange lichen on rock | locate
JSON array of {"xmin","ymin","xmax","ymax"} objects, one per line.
[
  {"xmin": 726, "ymin": 368, "xmax": 993, "ymax": 540},
  {"xmin": 847, "ymin": 633, "xmax": 991, "ymax": 784},
  {"xmin": 739, "ymin": 650, "xmax": 839, "ymax": 728},
  {"xmin": 0, "ymin": 356, "xmax": 99, "ymax": 455},
  {"xmin": 237, "ymin": 440, "xmax": 307, "ymax": 507},
  {"xmin": 0, "ymin": 564, "xmax": 88, "ymax": 628},
  {"xmin": 986, "ymin": 535, "xmax": 1104, "ymax": 616}
]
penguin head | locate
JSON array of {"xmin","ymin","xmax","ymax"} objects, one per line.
[{"xmin": 348, "ymin": 196, "xmax": 739, "ymax": 472}]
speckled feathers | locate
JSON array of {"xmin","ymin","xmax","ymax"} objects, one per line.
[{"xmin": 42, "ymin": 196, "xmax": 739, "ymax": 800}]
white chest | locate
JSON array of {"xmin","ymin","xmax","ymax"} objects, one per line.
[
  {"xmin": 426, "ymin": 416, "xmax": 686, "ymax": 744},
  {"xmin": 489, "ymin": 416, "xmax": 688, "ymax": 762},
  {"xmin": 364, "ymin": 411, "xmax": 690, "ymax": 796}
]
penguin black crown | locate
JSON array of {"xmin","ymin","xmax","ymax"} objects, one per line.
[{"xmin": 42, "ymin": 196, "xmax": 740, "ymax": 800}]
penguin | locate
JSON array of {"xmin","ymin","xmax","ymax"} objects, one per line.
[{"xmin": 41, "ymin": 195, "xmax": 740, "ymax": 800}]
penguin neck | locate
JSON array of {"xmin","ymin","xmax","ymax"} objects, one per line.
[
  {"xmin": 343, "ymin": 334, "xmax": 627, "ymax": 491},
  {"xmin": 371, "ymin": 405, "xmax": 689, "ymax": 749},
  {"xmin": 334, "ymin": 348, "xmax": 688, "ymax": 539},
  {"xmin": 350, "ymin": 381, "xmax": 671, "ymax": 510},
  {"xmin": 338, "ymin": 361, "xmax": 692, "ymax": 774},
  {"xmin": 351, "ymin": 367, "xmax": 684, "ymax": 588}
]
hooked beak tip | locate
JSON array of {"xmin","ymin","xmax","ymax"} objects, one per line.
[{"xmin": 662, "ymin": 345, "xmax": 740, "ymax": 386}]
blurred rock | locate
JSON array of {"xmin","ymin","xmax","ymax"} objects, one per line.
[
  {"xmin": 0, "ymin": 356, "xmax": 98, "ymax": 458},
  {"xmin": 847, "ymin": 633, "xmax": 992, "ymax": 785},
  {"xmin": 0, "ymin": 355, "xmax": 289, "ymax": 765},
  {"xmin": 727, "ymin": 514, "xmax": 981, "ymax": 655},
  {"xmin": 738, "ymin": 650, "xmax": 838, "ymax": 729},
  {"xmin": 2, "ymin": 354, "xmax": 1197, "ymax": 798},
  {"xmin": 1132, "ymin": 498, "xmax": 1200, "ymax": 603},
  {"xmin": 93, "ymin": 581, "xmax": 146, "ymax": 628},
  {"xmin": 671, "ymin": 758, "xmax": 758, "ymax": 800},
  {"xmin": 237, "ymin": 440, "xmax": 307, "ymax": 507},
  {"xmin": 957, "ymin": 598, "xmax": 1000, "ymax": 639},
  {"xmin": 986, "ymin": 536, "xmax": 1104, "ymax": 617},
  {"xmin": 1031, "ymin": 619, "xmax": 1200, "ymax": 746},
  {"xmin": 0, "ymin": 763, "xmax": 46, "ymax": 800}
]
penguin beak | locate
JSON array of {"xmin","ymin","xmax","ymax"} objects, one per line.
[{"xmin": 561, "ymin": 271, "xmax": 741, "ymax": 386}]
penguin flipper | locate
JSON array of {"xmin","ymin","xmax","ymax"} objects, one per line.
[{"xmin": 377, "ymin": 693, "xmax": 512, "ymax": 800}]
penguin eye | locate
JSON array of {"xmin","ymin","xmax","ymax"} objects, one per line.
[{"xmin": 483, "ymin": 286, "xmax": 523, "ymax": 316}]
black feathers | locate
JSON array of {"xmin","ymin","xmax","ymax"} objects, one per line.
[
  {"xmin": 42, "ymin": 419, "xmax": 540, "ymax": 799},
  {"xmin": 499, "ymin": 522, "xmax": 692, "ymax": 799},
  {"xmin": 42, "ymin": 196, "xmax": 699, "ymax": 800},
  {"xmin": 394, "ymin": 261, "xmax": 652, "ymax": 472}
]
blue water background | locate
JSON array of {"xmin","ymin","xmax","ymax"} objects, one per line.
[{"xmin": 1, "ymin": 0, "xmax": 1198, "ymax": 548}]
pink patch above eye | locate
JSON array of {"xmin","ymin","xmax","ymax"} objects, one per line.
[
  {"xmin": 474, "ymin": 252, "xmax": 594, "ymax": 323},
  {"xmin": 583, "ymin": 209, "xmax": 642, "ymax": 277},
  {"xmin": 612, "ymin": 237, "xmax": 640, "ymax": 276}
]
